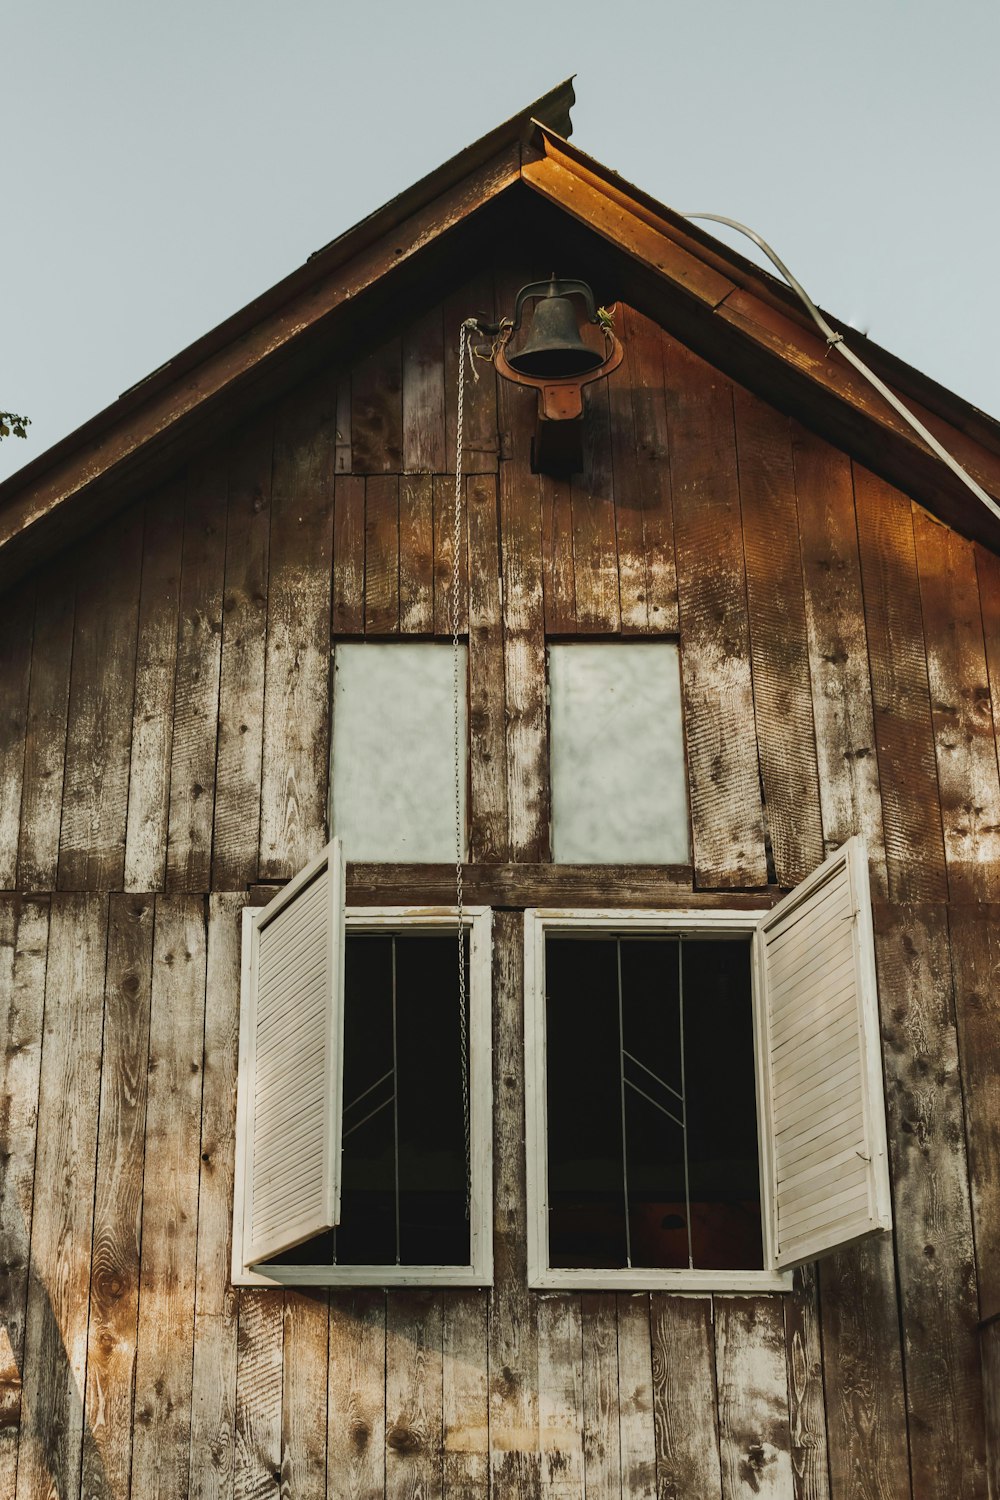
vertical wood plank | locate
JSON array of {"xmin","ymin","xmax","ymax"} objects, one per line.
[
  {"xmin": 442, "ymin": 1291, "xmax": 488, "ymax": 1498},
  {"xmin": 467, "ymin": 475, "xmax": 508, "ymax": 862},
  {"xmin": 667, "ymin": 336, "xmax": 767, "ymax": 889},
  {"xmin": 616, "ymin": 1293, "xmax": 656, "ymax": 1500},
  {"xmin": 714, "ymin": 1297, "xmax": 794, "ymax": 1500},
  {"xmin": 783, "ymin": 1266, "xmax": 830, "ymax": 1500},
  {"xmin": 913, "ymin": 509, "xmax": 1000, "ymax": 900},
  {"xmin": 17, "ymin": 564, "xmax": 74, "ymax": 891},
  {"xmin": 190, "ymin": 892, "xmax": 247, "ymax": 1500},
  {"xmin": 489, "ymin": 909, "xmax": 541, "ymax": 1497},
  {"xmin": 571, "ymin": 381, "xmax": 620, "ymax": 634},
  {"xmin": 650, "ymin": 1295, "xmax": 723, "ymax": 1500},
  {"xmin": 627, "ymin": 308, "xmax": 677, "ymax": 632},
  {"xmin": 581, "ymin": 1293, "xmax": 621, "ymax": 1499},
  {"xmin": 536, "ymin": 1294, "xmax": 584, "ymax": 1499},
  {"xmin": 365, "ymin": 475, "xmax": 400, "ymax": 635},
  {"xmin": 433, "ymin": 473, "xmax": 468, "ymax": 639},
  {"xmin": 385, "ymin": 1291, "xmax": 443, "ymax": 1500},
  {"xmin": 0, "ymin": 896, "xmax": 49, "ymax": 1495},
  {"xmin": 213, "ymin": 422, "xmax": 272, "ymax": 891},
  {"xmin": 818, "ymin": 1236, "xmax": 910, "ymax": 1500},
  {"xmin": 854, "ymin": 464, "xmax": 947, "ymax": 902},
  {"xmin": 335, "ymin": 376, "xmax": 352, "ymax": 474},
  {"xmin": 259, "ymin": 382, "xmax": 335, "ymax": 880},
  {"xmin": 327, "ymin": 1290, "xmax": 386, "ymax": 1500},
  {"xmin": 351, "ymin": 337, "xmax": 403, "ymax": 474},
  {"xmin": 131, "ymin": 895, "xmax": 208, "ymax": 1499},
  {"xmin": 281, "ymin": 1291, "xmax": 329, "ymax": 1500},
  {"xmin": 124, "ymin": 482, "xmax": 184, "ymax": 892},
  {"xmin": 398, "ymin": 475, "xmax": 435, "ymax": 635},
  {"xmin": 540, "ymin": 473, "xmax": 576, "ymax": 635},
  {"xmin": 333, "ymin": 474, "xmax": 366, "ymax": 638},
  {"xmin": 734, "ymin": 387, "xmax": 823, "ymax": 887},
  {"xmin": 164, "ymin": 455, "xmax": 228, "ymax": 893},
  {"xmin": 0, "ymin": 578, "xmax": 32, "ymax": 889},
  {"xmin": 59, "ymin": 512, "xmax": 143, "ymax": 890},
  {"xmin": 792, "ymin": 427, "xmax": 888, "ymax": 898},
  {"xmin": 14, "ymin": 894, "xmax": 108, "ymax": 1500},
  {"xmin": 82, "ymin": 892, "xmax": 154, "ymax": 1500},
  {"xmin": 874, "ymin": 902, "xmax": 988, "ymax": 1498},
  {"xmin": 402, "ymin": 305, "xmax": 446, "ymax": 475},
  {"xmin": 608, "ymin": 319, "xmax": 648, "ymax": 634},
  {"xmin": 444, "ymin": 273, "xmax": 499, "ymax": 474},
  {"xmin": 235, "ymin": 1291, "xmax": 283, "ymax": 1500},
  {"xmin": 982, "ymin": 1319, "xmax": 1000, "ymax": 1500}
]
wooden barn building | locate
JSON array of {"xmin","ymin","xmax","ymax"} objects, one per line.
[{"xmin": 2, "ymin": 79, "xmax": 1000, "ymax": 1499}]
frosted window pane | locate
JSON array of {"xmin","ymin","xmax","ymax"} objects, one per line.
[
  {"xmin": 331, "ymin": 644, "xmax": 466, "ymax": 862},
  {"xmin": 549, "ymin": 644, "xmax": 689, "ymax": 864}
]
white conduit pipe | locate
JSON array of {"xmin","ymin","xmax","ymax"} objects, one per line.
[{"xmin": 680, "ymin": 212, "xmax": 1000, "ymax": 527}]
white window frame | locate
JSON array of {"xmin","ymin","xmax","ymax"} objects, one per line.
[
  {"xmin": 233, "ymin": 905, "xmax": 493, "ymax": 1288},
  {"xmin": 525, "ymin": 907, "xmax": 793, "ymax": 1293}
]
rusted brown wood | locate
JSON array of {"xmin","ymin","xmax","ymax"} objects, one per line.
[
  {"xmin": 344, "ymin": 862, "xmax": 779, "ymax": 909},
  {"xmin": 14, "ymin": 894, "xmax": 108, "ymax": 1500},
  {"xmin": 540, "ymin": 473, "xmax": 576, "ymax": 635},
  {"xmin": 235, "ymin": 1291, "xmax": 283, "ymax": 1500},
  {"xmin": 913, "ymin": 508, "xmax": 1000, "ymax": 900},
  {"xmin": 58, "ymin": 512, "xmax": 143, "ymax": 890},
  {"xmin": 467, "ymin": 475, "xmax": 508, "ymax": 862},
  {"xmin": 608, "ymin": 317, "xmax": 648, "ymax": 634},
  {"xmin": 854, "ymin": 464, "xmax": 948, "ymax": 902},
  {"xmin": 0, "ymin": 582, "xmax": 33, "ymax": 887},
  {"xmin": 352, "ymin": 336, "xmax": 403, "ymax": 474},
  {"xmin": 489, "ymin": 909, "xmax": 541, "ymax": 1498},
  {"xmin": 874, "ymin": 903, "xmax": 988, "ymax": 1497},
  {"xmin": 581, "ymin": 1293, "xmax": 622, "ymax": 1497},
  {"xmin": 365, "ymin": 475, "xmax": 400, "ymax": 635},
  {"xmin": 650, "ymin": 1295, "xmax": 723, "ymax": 1500},
  {"xmin": 17, "ymin": 562, "xmax": 74, "ymax": 891},
  {"xmin": 385, "ymin": 1291, "xmax": 443, "ymax": 1500},
  {"xmin": 131, "ymin": 895, "xmax": 207, "ymax": 1499},
  {"xmin": 402, "ymin": 305, "xmax": 446, "ymax": 475},
  {"xmin": 212, "ymin": 421, "xmax": 272, "ymax": 891},
  {"xmin": 628, "ymin": 309, "xmax": 677, "ymax": 632},
  {"xmin": 327, "ymin": 1290, "xmax": 386, "ymax": 1500},
  {"xmin": 983, "ymin": 1318, "xmax": 1000, "ymax": 1500},
  {"xmin": 536, "ymin": 1294, "xmax": 584, "ymax": 1499},
  {"xmin": 782, "ymin": 1265, "xmax": 830, "ymax": 1500},
  {"xmin": 714, "ymin": 1296, "xmax": 793, "ymax": 1500},
  {"xmin": 734, "ymin": 386, "xmax": 823, "ymax": 888},
  {"xmin": 282, "ymin": 1290, "xmax": 329, "ymax": 1499},
  {"xmin": 666, "ymin": 335, "xmax": 767, "ymax": 889},
  {"xmin": 617, "ymin": 1292, "xmax": 656, "ymax": 1500},
  {"xmin": 791, "ymin": 425, "xmax": 888, "ymax": 897},
  {"xmin": 949, "ymin": 906, "xmax": 1000, "ymax": 1323},
  {"xmin": 164, "ymin": 454, "xmax": 228, "ymax": 893},
  {"xmin": 81, "ymin": 892, "xmax": 153, "ymax": 1500},
  {"xmin": 444, "ymin": 272, "xmax": 499, "ymax": 474},
  {"xmin": 398, "ymin": 475, "xmax": 435, "ymax": 634},
  {"xmin": 334, "ymin": 474, "xmax": 366, "ymax": 637},
  {"xmin": 442, "ymin": 1292, "xmax": 488, "ymax": 1497},
  {"xmin": 190, "ymin": 893, "xmax": 246, "ymax": 1500},
  {"xmin": 433, "ymin": 473, "xmax": 468, "ymax": 638},
  {"xmin": 0, "ymin": 896, "xmax": 48, "ymax": 1494},
  {"xmin": 259, "ymin": 382, "xmax": 335, "ymax": 880},
  {"xmin": 571, "ymin": 381, "xmax": 620, "ymax": 633},
  {"xmin": 125, "ymin": 481, "xmax": 184, "ymax": 892},
  {"xmin": 819, "ymin": 1236, "xmax": 910, "ymax": 1500}
]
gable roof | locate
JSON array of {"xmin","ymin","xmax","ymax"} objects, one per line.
[{"xmin": 1, "ymin": 77, "xmax": 998, "ymax": 588}]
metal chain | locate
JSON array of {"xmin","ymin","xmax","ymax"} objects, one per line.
[{"xmin": 453, "ymin": 316, "xmax": 479, "ymax": 1219}]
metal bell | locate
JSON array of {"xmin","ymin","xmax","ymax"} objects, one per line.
[{"xmin": 505, "ymin": 276, "xmax": 606, "ymax": 379}]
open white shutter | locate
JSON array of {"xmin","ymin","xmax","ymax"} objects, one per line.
[
  {"xmin": 242, "ymin": 838, "xmax": 346, "ymax": 1266},
  {"xmin": 758, "ymin": 836, "xmax": 891, "ymax": 1269}
]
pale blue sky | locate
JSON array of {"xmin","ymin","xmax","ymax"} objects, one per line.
[{"xmin": 3, "ymin": 0, "xmax": 998, "ymax": 484}]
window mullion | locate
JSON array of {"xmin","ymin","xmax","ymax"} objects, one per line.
[
  {"xmin": 678, "ymin": 937, "xmax": 694, "ymax": 1271},
  {"xmin": 616, "ymin": 938, "xmax": 632, "ymax": 1270}
]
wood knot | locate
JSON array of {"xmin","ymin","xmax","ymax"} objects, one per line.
[
  {"xmin": 349, "ymin": 1416, "xmax": 370, "ymax": 1451},
  {"xmin": 386, "ymin": 1422, "xmax": 422, "ymax": 1455}
]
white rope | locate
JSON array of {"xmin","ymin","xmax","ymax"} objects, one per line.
[{"xmin": 453, "ymin": 316, "xmax": 479, "ymax": 1219}]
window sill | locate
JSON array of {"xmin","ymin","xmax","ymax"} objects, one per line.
[
  {"xmin": 528, "ymin": 1266, "xmax": 794, "ymax": 1294},
  {"xmin": 233, "ymin": 1262, "xmax": 493, "ymax": 1289}
]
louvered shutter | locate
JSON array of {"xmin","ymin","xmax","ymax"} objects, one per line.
[
  {"xmin": 242, "ymin": 838, "xmax": 346, "ymax": 1265},
  {"xmin": 758, "ymin": 837, "xmax": 891, "ymax": 1269}
]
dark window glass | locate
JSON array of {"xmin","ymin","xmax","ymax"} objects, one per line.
[
  {"xmin": 545, "ymin": 935, "xmax": 761, "ymax": 1271},
  {"xmin": 273, "ymin": 931, "xmax": 470, "ymax": 1268}
]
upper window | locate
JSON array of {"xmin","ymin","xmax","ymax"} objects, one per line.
[
  {"xmin": 547, "ymin": 642, "xmax": 689, "ymax": 863},
  {"xmin": 331, "ymin": 642, "xmax": 467, "ymax": 862},
  {"xmin": 231, "ymin": 841, "xmax": 492, "ymax": 1287},
  {"xmin": 524, "ymin": 839, "xmax": 892, "ymax": 1291}
]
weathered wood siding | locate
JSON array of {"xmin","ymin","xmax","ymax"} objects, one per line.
[{"xmin": 1, "ymin": 267, "xmax": 998, "ymax": 1500}]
